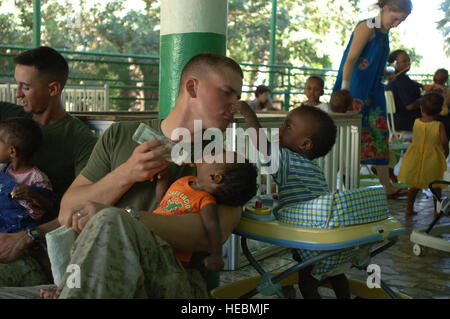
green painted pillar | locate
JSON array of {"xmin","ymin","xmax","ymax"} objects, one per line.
[
  {"xmin": 33, "ymin": 0, "xmax": 41, "ymax": 47},
  {"xmin": 159, "ymin": 0, "xmax": 228, "ymax": 119},
  {"xmin": 268, "ymin": 0, "xmax": 277, "ymax": 93}
]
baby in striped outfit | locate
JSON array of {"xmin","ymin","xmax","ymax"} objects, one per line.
[{"xmin": 234, "ymin": 103, "xmax": 350, "ymax": 299}]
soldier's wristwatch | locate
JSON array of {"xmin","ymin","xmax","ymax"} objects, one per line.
[{"xmin": 26, "ymin": 227, "xmax": 41, "ymax": 242}]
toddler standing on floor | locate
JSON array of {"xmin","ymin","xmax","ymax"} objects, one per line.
[{"xmin": 398, "ymin": 92, "xmax": 448, "ymax": 217}]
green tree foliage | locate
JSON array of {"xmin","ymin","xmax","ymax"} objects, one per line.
[
  {"xmin": 0, "ymin": 0, "xmax": 431, "ymax": 109},
  {"xmin": 388, "ymin": 31, "xmax": 423, "ymax": 69},
  {"xmin": 228, "ymin": 0, "xmax": 360, "ymax": 67},
  {"xmin": 227, "ymin": 0, "xmax": 362, "ymax": 100},
  {"xmin": 437, "ymin": 0, "xmax": 449, "ymax": 56},
  {"xmin": 0, "ymin": 0, "xmax": 160, "ymax": 111}
]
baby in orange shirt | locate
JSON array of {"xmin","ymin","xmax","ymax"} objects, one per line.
[{"xmin": 154, "ymin": 151, "xmax": 258, "ymax": 271}]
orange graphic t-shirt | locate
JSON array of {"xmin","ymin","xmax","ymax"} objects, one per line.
[{"xmin": 153, "ymin": 176, "xmax": 216, "ymax": 264}]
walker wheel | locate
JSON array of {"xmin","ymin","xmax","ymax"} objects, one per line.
[{"xmin": 413, "ymin": 244, "xmax": 424, "ymax": 256}]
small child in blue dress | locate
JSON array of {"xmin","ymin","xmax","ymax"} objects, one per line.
[
  {"xmin": 233, "ymin": 103, "xmax": 349, "ymax": 299},
  {"xmin": 0, "ymin": 118, "xmax": 56, "ymax": 233}
]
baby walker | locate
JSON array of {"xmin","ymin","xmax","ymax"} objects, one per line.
[
  {"xmin": 213, "ymin": 191, "xmax": 410, "ymax": 299},
  {"xmin": 410, "ymin": 180, "xmax": 450, "ymax": 256}
]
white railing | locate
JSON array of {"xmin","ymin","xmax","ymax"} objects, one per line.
[
  {"xmin": 231, "ymin": 112, "xmax": 362, "ymax": 194},
  {"xmin": 62, "ymin": 85, "xmax": 109, "ymax": 112},
  {"xmin": 319, "ymin": 113, "xmax": 362, "ymax": 192},
  {"xmin": 0, "ymin": 83, "xmax": 16, "ymax": 103},
  {"xmin": 0, "ymin": 83, "xmax": 109, "ymax": 112}
]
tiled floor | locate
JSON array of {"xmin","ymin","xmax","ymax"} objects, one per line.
[{"xmin": 219, "ymin": 188, "xmax": 450, "ymax": 299}]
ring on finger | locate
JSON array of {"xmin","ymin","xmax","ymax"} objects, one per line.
[{"xmin": 76, "ymin": 211, "xmax": 84, "ymax": 218}]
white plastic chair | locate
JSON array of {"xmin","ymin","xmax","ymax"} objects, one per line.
[{"xmin": 385, "ymin": 90, "xmax": 411, "ymax": 150}]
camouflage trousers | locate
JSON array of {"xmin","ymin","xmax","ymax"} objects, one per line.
[
  {"xmin": 0, "ymin": 253, "xmax": 49, "ymax": 288},
  {"xmin": 56, "ymin": 208, "xmax": 208, "ymax": 299}
]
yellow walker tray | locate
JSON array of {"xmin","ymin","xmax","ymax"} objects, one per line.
[{"xmin": 235, "ymin": 216, "xmax": 405, "ymax": 250}]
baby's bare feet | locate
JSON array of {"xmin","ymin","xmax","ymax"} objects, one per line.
[
  {"xmin": 203, "ymin": 255, "xmax": 225, "ymax": 272},
  {"xmin": 40, "ymin": 286, "xmax": 59, "ymax": 299},
  {"xmin": 405, "ymin": 210, "xmax": 418, "ymax": 216}
]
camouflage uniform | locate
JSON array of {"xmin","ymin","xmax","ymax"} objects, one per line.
[
  {"xmin": 0, "ymin": 253, "xmax": 49, "ymax": 288},
  {"xmin": 56, "ymin": 208, "xmax": 208, "ymax": 299}
]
